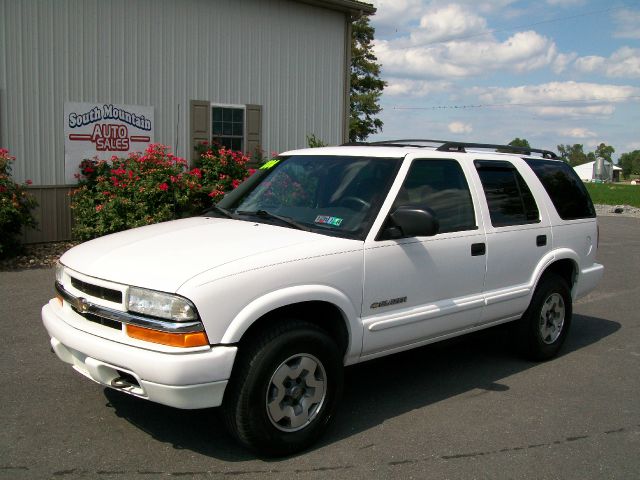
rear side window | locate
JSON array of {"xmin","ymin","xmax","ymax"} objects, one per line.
[
  {"xmin": 524, "ymin": 159, "xmax": 596, "ymax": 220},
  {"xmin": 475, "ymin": 160, "xmax": 540, "ymax": 227}
]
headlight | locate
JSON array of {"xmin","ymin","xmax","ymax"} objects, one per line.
[
  {"xmin": 128, "ymin": 287, "xmax": 198, "ymax": 321},
  {"xmin": 55, "ymin": 262, "xmax": 65, "ymax": 283}
]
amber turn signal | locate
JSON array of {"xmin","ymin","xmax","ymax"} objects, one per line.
[{"xmin": 126, "ymin": 324, "xmax": 209, "ymax": 348}]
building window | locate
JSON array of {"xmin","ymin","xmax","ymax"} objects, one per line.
[
  {"xmin": 190, "ymin": 100, "xmax": 261, "ymax": 164},
  {"xmin": 212, "ymin": 105, "xmax": 244, "ymax": 151}
]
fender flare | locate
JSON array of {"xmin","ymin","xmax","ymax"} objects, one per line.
[
  {"xmin": 530, "ymin": 248, "xmax": 580, "ymax": 293},
  {"xmin": 220, "ymin": 285, "xmax": 362, "ymax": 365}
]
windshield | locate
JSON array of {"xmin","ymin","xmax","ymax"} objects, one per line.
[{"xmin": 214, "ymin": 155, "xmax": 402, "ymax": 239}]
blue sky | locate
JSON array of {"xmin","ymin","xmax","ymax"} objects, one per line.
[{"xmin": 368, "ymin": 0, "xmax": 640, "ymax": 160}]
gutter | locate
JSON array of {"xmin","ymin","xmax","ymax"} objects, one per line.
[{"xmin": 292, "ymin": 0, "xmax": 376, "ymax": 16}]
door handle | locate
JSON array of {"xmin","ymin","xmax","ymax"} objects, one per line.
[
  {"xmin": 471, "ymin": 243, "xmax": 486, "ymax": 256},
  {"xmin": 536, "ymin": 235, "xmax": 547, "ymax": 247}
]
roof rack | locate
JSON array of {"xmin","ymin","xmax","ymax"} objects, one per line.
[{"xmin": 344, "ymin": 139, "xmax": 558, "ymax": 159}]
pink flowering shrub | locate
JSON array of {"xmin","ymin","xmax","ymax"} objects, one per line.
[
  {"xmin": 71, "ymin": 143, "xmax": 251, "ymax": 240},
  {"xmin": 0, "ymin": 149, "xmax": 38, "ymax": 257},
  {"xmin": 193, "ymin": 141, "xmax": 252, "ymax": 204}
]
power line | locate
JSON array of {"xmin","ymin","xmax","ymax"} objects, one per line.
[
  {"xmin": 389, "ymin": 4, "xmax": 635, "ymax": 51},
  {"xmin": 392, "ymin": 95, "xmax": 640, "ymax": 110}
]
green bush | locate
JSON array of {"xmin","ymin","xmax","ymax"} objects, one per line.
[
  {"xmin": 71, "ymin": 143, "xmax": 252, "ymax": 241},
  {"xmin": 0, "ymin": 148, "xmax": 38, "ymax": 257},
  {"xmin": 306, "ymin": 134, "xmax": 327, "ymax": 148}
]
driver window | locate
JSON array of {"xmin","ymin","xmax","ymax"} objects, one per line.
[{"xmin": 394, "ymin": 159, "xmax": 477, "ymax": 233}]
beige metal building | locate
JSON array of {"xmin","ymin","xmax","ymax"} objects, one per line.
[{"xmin": 0, "ymin": 0, "xmax": 374, "ymax": 242}]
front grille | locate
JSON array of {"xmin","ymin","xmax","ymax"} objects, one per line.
[
  {"xmin": 72, "ymin": 308, "xmax": 122, "ymax": 330},
  {"xmin": 70, "ymin": 277, "xmax": 122, "ymax": 304}
]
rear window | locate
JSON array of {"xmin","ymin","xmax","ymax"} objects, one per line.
[{"xmin": 524, "ymin": 159, "xmax": 596, "ymax": 220}]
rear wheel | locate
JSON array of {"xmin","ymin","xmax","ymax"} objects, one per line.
[
  {"xmin": 221, "ymin": 319, "xmax": 343, "ymax": 456},
  {"xmin": 515, "ymin": 273, "xmax": 572, "ymax": 361}
]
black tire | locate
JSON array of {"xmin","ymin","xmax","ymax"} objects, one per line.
[
  {"xmin": 221, "ymin": 319, "xmax": 343, "ymax": 456},
  {"xmin": 515, "ymin": 273, "xmax": 572, "ymax": 361}
]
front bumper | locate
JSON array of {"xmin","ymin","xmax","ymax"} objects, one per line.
[{"xmin": 42, "ymin": 300, "xmax": 237, "ymax": 409}]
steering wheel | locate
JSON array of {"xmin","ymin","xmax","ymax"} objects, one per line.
[{"xmin": 338, "ymin": 196, "xmax": 371, "ymax": 211}]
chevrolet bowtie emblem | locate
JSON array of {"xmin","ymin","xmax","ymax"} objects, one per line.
[{"xmin": 76, "ymin": 297, "xmax": 90, "ymax": 314}]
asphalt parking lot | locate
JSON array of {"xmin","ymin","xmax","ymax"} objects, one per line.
[{"xmin": 1, "ymin": 215, "xmax": 639, "ymax": 479}]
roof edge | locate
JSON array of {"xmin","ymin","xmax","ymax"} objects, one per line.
[{"xmin": 292, "ymin": 0, "xmax": 376, "ymax": 16}]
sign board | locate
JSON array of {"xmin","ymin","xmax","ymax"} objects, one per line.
[{"xmin": 64, "ymin": 102, "xmax": 154, "ymax": 183}]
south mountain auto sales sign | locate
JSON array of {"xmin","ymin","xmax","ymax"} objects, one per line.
[{"xmin": 64, "ymin": 102, "xmax": 154, "ymax": 183}]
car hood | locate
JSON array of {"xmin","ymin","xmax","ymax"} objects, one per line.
[{"xmin": 60, "ymin": 217, "xmax": 336, "ymax": 292}]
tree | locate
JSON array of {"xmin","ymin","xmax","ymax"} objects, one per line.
[
  {"xmin": 508, "ymin": 138, "xmax": 531, "ymax": 149},
  {"xmin": 595, "ymin": 143, "xmax": 615, "ymax": 162},
  {"xmin": 557, "ymin": 144, "xmax": 591, "ymax": 167},
  {"xmin": 500, "ymin": 138, "xmax": 531, "ymax": 153},
  {"xmin": 497, "ymin": 138, "xmax": 530, "ymax": 153},
  {"xmin": 349, "ymin": 16, "xmax": 386, "ymax": 142},
  {"xmin": 618, "ymin": 150, "xmax": 640, "ymax": 178}
]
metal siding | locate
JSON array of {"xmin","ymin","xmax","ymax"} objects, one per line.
[
  {"xmin": 1, "ymin": 0, "xmax": 347, "ymax": 185},
  {"xmin": 21, "ymin": 186, "xmax": 74, "ymax": 243}
]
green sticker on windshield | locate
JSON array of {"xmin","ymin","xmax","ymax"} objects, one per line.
[
  {"xmin": 315, "ymin": 215, "xmax": 343, "ymax": 227},
  {"xmin": 260, "ymin": 159, "xmax": 281, "ymax": 170}
]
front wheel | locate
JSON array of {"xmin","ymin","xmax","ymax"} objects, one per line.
[
  {"xmin": 221, "ymin": 320, "xmax": 343, "ymax": 456},
  {"xmin": 515, "ymin": 273, "xmax": 572, "ymax": 361}
]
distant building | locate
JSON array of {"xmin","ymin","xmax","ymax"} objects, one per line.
[
  {"xmin": 573, "ymin": 161, "xmax": 622, "ymax": 183},
  {"xmin": 1, "ymin": 0, "xmax": 375, "ymax": 242}
]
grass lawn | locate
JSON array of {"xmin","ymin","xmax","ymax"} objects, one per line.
[{"xmin": 585, "ymin": 183, "xmax": 640, "ymax": 207}]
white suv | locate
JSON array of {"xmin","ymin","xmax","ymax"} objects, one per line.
[{"xmin": 42, "ymin": 140, "xmax": 603, "ymax": 455}]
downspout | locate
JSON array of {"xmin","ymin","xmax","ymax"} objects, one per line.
[{"xmin": 342, "ymin": 10, "xmax": 363, "ymax": 143}]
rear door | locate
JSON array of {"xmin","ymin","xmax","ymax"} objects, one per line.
[{"xmin": 470, "ymin": 159, "xmax": 552, "ymax": 323}]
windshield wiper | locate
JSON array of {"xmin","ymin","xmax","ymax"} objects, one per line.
[
  {"xmin": 236, "ymin": 210, "xmax": 312, "ymax": 232},
  {"xmin": 205, "ymin": 205, "xmax": 235, "ymax": 219}
]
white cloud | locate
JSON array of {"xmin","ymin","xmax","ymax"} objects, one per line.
[
  {"xmin": 473, "ymin": 81, "xmax": 639, "ymax": 104},
  {"xmin": 552, "ymin": 52, "xmax": 578, "ymax": 73},
  {"xmin": 559, "ymin": 128, "xmax": 597, "ymax": 138},
  {"xmin": 470, "ymin": 81, "xmax": 640, "ymax": 118},
  {"xmin": 371, "ymin": 0, "xmax": 519, "ymax": 28},
  {"xmin": 412, "ymin": 5, "xmax": 489, "ymax": 45},
  {"xmin": 448, "ymin": 121, "xmax": 473, "ymax": 134},
  {"xmin": 574, "ymin": 47, "xmax": 640, "ymax": 79},
  {"xmin": 384, "ymin": 78, "xmax": 452, "ymax": 97},
  {"xmin": 574, "ymin": 56, "xmax": 605, "ymax": 73},
  {"xmin": 531, "ymin": 105, "xmax": 615, "ymax": 118},
  {"xmin": 371, "ymin": 2, "xmax": 589, "ymax": 80},
  {"xmin": 376, "ymin": 30, "xmax": 560, "ymax": 79},
  {"xmin": 370, "ymin": 0, "xmax": 425, "ymax": 28},
  {"xmin": 612, "ymin": 9, "xmax": 640, "ymax": 39}
]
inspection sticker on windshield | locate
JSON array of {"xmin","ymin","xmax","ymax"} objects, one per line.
[{"xmin": 315, "ymin": 215, "xmax": 343, "ymax": 227}]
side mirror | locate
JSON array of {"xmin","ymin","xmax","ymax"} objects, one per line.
[{"xmin": 386, "ymin": 206, "xmax": 439, "ymax": 239}]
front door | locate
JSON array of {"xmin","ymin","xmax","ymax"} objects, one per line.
[{"xmin": 361, "ymin": 158, "xmax": 487, "ymax": 358}]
